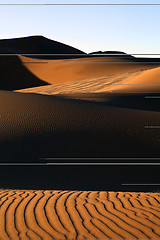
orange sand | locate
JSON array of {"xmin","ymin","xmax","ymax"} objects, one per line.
[
  {"xmin": 17, "ymin": 66, "xmax": 160, "ymax": 95},
  {"xmin": 1, "ymin": 36, "xmax": 160, "ymax": 240},
  {"xmin": 19, "ymin": 55, "xmax": 160, "ymax": 85},
  {"xmin": 0, "ymin": 190, "xmax": 160, "ymax": 239}
]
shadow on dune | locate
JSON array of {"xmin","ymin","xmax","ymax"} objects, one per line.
[
  {"xmin": 65, "ymin": 93, "xmax": 160, "ymax": 112},
  {"xmin": 104, "ymin": 94, "xmax": 160, "ymax": 112},
  {"xmin": 0, "ymin": 92, "xmax": 160, "ymax": 192},
  {"xmin": 0, "ymin": 54, "xmax": 49, "ymax": 90},
  {"xmin": 1, "ymin": 92, "xmax": 160, "ymax": 161}
]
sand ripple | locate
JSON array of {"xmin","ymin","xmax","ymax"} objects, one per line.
[{"xmin": 0, "ymin": 190, "xmax": 160, "ymax": 239}]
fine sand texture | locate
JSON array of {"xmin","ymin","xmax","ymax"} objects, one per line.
[
  {"xmin": 1, "ymin": 90, "xmax": 160, "ymax": 160},
  {"xmin": 0, "ymin": 190, "xmax": 160, "ymax": 240},
  {"xmin": 1, "ymin": 36, "xmax": 160, "ymax": 240}
]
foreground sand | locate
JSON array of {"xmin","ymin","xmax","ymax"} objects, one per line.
[
  {"xmin": 1, "ymin": 90, "xmax": 160, "ymax": 159},
  {"xmin": 0, "ymin": 189, "xmax": 160, "ymax": 239}
]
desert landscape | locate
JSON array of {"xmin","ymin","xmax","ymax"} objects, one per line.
[
  {"xmin": 1, "ymin": 36, "xmax": 160, "ymax": 160},
  {"xmin": 0, "ymin": 36, "xmax": 160, "ymax": 239}
]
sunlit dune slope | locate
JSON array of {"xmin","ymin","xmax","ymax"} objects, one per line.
[
  {"xmin": 1, "ymin": 90, "xmax": 160, "ymax": 159},
  {"xmin": 107, "ymin": 66, "xmax": 160, "ymax": 93},
  {"xmin": 0, "ymin": 189, "xmax": 160, "ymax": 240},
  {"xmin": 2, "ymin": 54, "xmax": 158, "ymax": 91},
  {"xmin": 19, "ymin": 55, "xmax": 160, "ymax": 85},
  {"xmin": 0, "ymin": 36, "xmax": 87, "ymax": 90},
  {"xmin": 17, "ymin": 67, "xmax": 160, "ymax": 95},
  {"xmin": 0, "ymin": 36, "xmax": 160, "ymax": 90},
  {"xmin": 15, "ymin": 68, "xmax": 146, "ymax": 94}
]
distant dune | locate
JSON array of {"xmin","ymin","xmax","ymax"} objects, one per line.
[
  {"xmin": 0, "ymin": 36, "xmax": 160, "ymax": 90},
  {"xmin": 0, "ymin": 36, "xmax": 86, "ymax": 90},
  {"xmin": 0, "ymin": 189, "xmax": 160, "ymax": 240},
  {"xmin": 0, "ymin": 35, "xmax": 85, "ymax": 59},
  {"xmin": 1, "ymin": 36, "xmax": 160, "ymax": 158},
  {"xmin": 89, "ymin": 50, "xmax": 134, "ymax": 58}
]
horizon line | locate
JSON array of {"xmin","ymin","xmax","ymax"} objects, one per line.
[{"xmin": 0, "ymin": 36, "xmax": 160, "ymax": 57}]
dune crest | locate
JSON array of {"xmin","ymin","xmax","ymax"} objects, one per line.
[
  {"xmin": 17, "ymin": 66, "xmax": 160, "ymax": 95},
  {"xmin": 19, "ymin": 55, "xmax": 160, "ymax": 86},
  {"xmin": 1, "ymin": 36, "xmax": 160, "ymax": 240},
  {"xmin": 0, "ymin": 35, "xmax": 85, "ymax": 58},
  {"xmin": 0, "ymin": 36, "xmax": 160, "ymax": 90},
  {"xmin": 108, "ymin": 66, "xmax": 160, "ymax": 92},
  {"xmin": 16, "ymin": 68, "xmax": 146, "ymax": 95}
]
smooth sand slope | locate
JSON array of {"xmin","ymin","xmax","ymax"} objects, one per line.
[
  {"xmin": 0, "ymin": 189, "xmax": 160, "ymax": 240},
  {"xmin": 0, "ymin": 36, "xmax": 160, "ymax": 91},
  {"xmin": 108, "ymin": 66, "xmax": 160, "ymax": 93},
  {"xmin": 16, "ymin": 68, "xmax": 146, "ymax": 95},
  {"xmin": 1, "ymin": 90, "xmax": 160, "ymax": 160},
  {"xmin": 17, "ymin": 66, "xmax": 160, "ymax": 95},
  {"xmin": 19, "ymin": 55, "xmax": 160, "ymax": 86},
  {"xmin": 0, "ymin": 36, "xmax": 86, "ymax": 90}
]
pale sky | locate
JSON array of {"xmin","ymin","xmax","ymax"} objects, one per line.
[{"xmin": 0, "ymin": 0, "xmax": 160, "ymax": 56}]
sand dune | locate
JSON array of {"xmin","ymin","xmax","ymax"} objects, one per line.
[
  {"xmin": 19, "ymin": 55, "xmax": 160, "ymax": 86},
  {"xmin": 15, "ymin": 68, "xmax": 148, "ymax": 95},
  {"xmin": 108, "ymin": 66, "xmax": 160, "ymax": 93},
  {"xmin": 2, "ymin": 54, "xmax": 159, "ymax": 91},
  {"xmin": 16, "ymin": 66, "xmax": 160, "ymax": 95},
  {"xmin": 0, "ymin": 36, "xmax": 86, "ymax": 90},
  {"xmin": 1, "ymin": 36, "xmax": 160, "ymax": 240},
  {"xmin": 0, "ymin": 36, "xmax": 160, "ymax": 90},
  {"xmin": 0, "ymin": 36, "xmax": 87, "ymax": 90},
  {"xmin": 1, "ymin": 90, "xmax": 160, "ymax": 160},
  {"xmin": 0, "ymin": 54, "xmax": 48, "ymax": 90},
  {"xmin": 0, "ymin": 35, "xmax": 85, "ymax": 58},
  {"xmin": 0, "ymin": 189, "xmax": 159, "ymax": 239}
]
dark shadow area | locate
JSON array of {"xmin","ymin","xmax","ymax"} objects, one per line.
[
  {"xmin": 133, "ymin": 57, "xmax": 160, "ymax": 63},
  {"xmin": 0, "ymin": 54, "xmax": 49, "ymax": 90},
  {"xmin": 61, "ymin": 93, "xmax": 160, "ymax": 112},
  {"xmin": 0, "ymin": 36, "xmax": 86, "ymax": 60},
  {"xmin": 0, "ymin": 91, "xmax": 160, "ymax": 161},
  {"xmin": 102, "ymin": 93, "xmax": 160, "ymax": 112},
  {"xmin": 0, "ymin": 165, "xmax": 159, "ymax": 192},
  {"xmin": 1, "ymin": 130, "xmax": 160, "ymax": 162}
]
